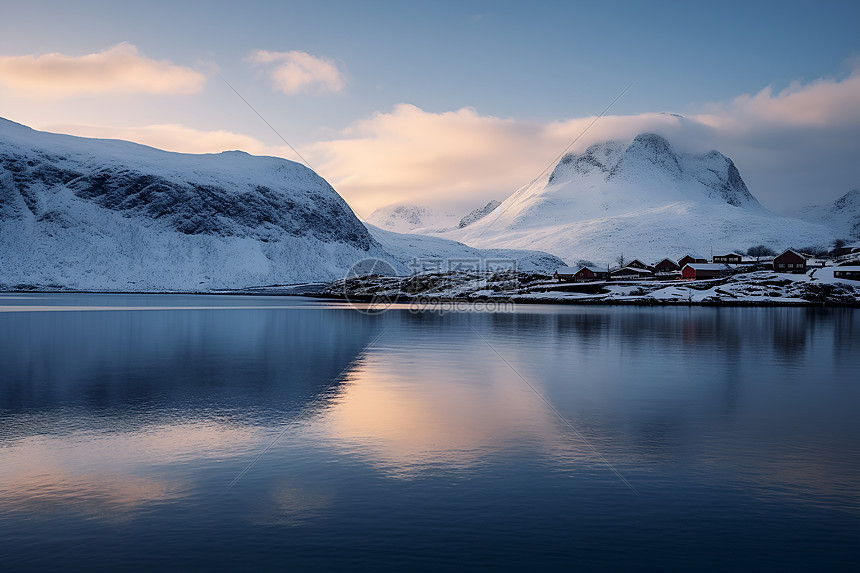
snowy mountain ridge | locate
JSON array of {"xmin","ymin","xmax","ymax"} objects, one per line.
[
  {"xmin": 792, "ymin": 188, "xmax": 860, "ymax": 240},
  {"xmin": 459, "ymin": 200, "xmax": 501, "ymax": 228}
]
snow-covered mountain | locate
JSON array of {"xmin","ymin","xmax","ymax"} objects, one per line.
[
  {"xmin": 366, "ymin": 203, "xmax": 461, "ymax": 233},
  {"xmin": 792, "ymin": 189, "xmax": 860, "ymax": 240},
  {"xmin": 0, "ymin": 119, "xmax": 561, "ymax": 290},
  {"xmin": 459, "ymin": 200, "xmax": 500, "ymax": 228},
  {"xmin": 438, "ymin": 133, "xmax": 835, "ymax": 265}
]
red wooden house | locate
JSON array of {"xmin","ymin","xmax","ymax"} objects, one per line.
[
  {"xmin": 678, "ymin": 254, "xmax": 707, "ymax": 268},
  {"xmin": 681, "ymin": 263, "xmax": 724, "ymax": 280},
  {"xmin": 572, "ymin": 266, "xmax": 609, "ymax": 282},
  {"xmin": 626, "ymin": 259, "xmax": 652, "ymax": 271},
  {"xmin": 654, "ymin": 258, "xmax": 680, "ymax": 272},
  {"xmin": 772, "ymin": 249, "xmax": 807, "ymax": 273},
  {"xmin": 554, "ymin": 265, "xmax": 609, "ymax": 282}
]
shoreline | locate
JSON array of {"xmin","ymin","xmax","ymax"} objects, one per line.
[
  {"xmin": 1, "ymin": 288, "xmax": 857, "ymax": 308},
  {"xmin": 304, "ymin": 292, "xmax": 859, "ymax": 308}
]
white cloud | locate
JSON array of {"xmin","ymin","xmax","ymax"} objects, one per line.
[
  {"xmin": 304, "ymin": 66, "xmax": 860, "ymax": 215},
  {"xmin": 247, "ymin": 50, "xmax": 345, "ymax": 95},
  {"xmin": 0, "ymin": 43, "xmax": 206, "ymax": 99},
  {"xmin": 42, "ymin": 123, "xmax": 288, "ymax": 157}
]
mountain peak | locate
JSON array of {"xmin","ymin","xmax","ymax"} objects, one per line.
[
  {"xmin": 544, "ymin": 132, "xmax": 757, "ymax": 209},
  {"xmin": 613, "ymin": 132, "xmax": 681, "ymax": 178},
  {"xmin": 630, "ymin": 132, "xmax": 674, "ymax": 151}
]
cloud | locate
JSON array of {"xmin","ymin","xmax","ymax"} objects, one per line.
[
  {"xmin": 43, "ymin": 122, "xmax": 287, "ymax": 157},
  {"xmin": 303, "ymin": 104, "xmax": 561, "ymax": 215},
  {"xmin": 305, "ymin": 66, "xmax": 860, "ymax": 215},
  {"xmin": 247, "ymin": 50, "xmax": 345, "ymax": 95},
  {"xmin": 0, "ymin": 42, "xmax": 206, "ymax": 99}
]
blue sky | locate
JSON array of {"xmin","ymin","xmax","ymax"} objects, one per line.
[{"xmin": 1, "ymin": 0, "xmax": 858, "ymax": 213}]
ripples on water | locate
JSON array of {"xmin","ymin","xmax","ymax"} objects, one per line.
[{"xmin": 0, "ymin": 294, "xmax": 858, "ymax": 571}]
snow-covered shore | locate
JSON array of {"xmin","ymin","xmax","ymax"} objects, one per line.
[{"xmin": 317, "ymin": 267, "xmax": 860, "ymax": 307}]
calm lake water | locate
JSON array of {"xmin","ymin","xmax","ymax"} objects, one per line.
[{"xmin": 0, "ymin": 294, "xmax": 858, "ymax": 571}]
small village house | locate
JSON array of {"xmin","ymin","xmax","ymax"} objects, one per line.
[
  {"xmin": 678, "ymin": 254, "xmax": 707, "ymax": 268},
  {"xmin": 610, "ymin": 266, "xmax": 653, "ymax": 280},
  {"xmin": 572, "ymin": 266, "xmax": 609, "ymax": 282},
  {"xmin": 833, "ymin": 266, "xmax": 860, "ymax": 281},
  {"xmin": 773, "ymin": 249, "xmax": 807, "ymax": 273},
  {"xmin": 654, "ymin": 258, "xmax": 680, "ymax": 272},
  {"xmin": 681, "ymin": 263, "xmax": 725, "ymax": 280},
  {"xmin": 625, "ymin": 259, "xmax": 653, "ymax": 271},
  {"xmin": 553, "ymin": 266, "xmax": 578, "ymax": 282},
  {"xmin": 712, "ymin": 252, "xmax": 743, "ymax": 264}
]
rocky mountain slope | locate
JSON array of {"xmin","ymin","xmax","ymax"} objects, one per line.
[{"xmin": 459, "ymin": 200, "xmax": 500, "ymax": 228}]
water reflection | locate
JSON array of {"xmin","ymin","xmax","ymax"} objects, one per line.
[
  {"xmin": 0, "ymin": 296, "xmax": 379, "ymax": 429},
  {"xmin": 0, "ymin": 420, "xmax": 258, "ymax": 519},
  {"xmin": 308, "ymin": 307, "xmax": 859, "ymax": 510},
  {"xmin": 0, "ymin": 295, "xmax": 382, "ymax": 523},
  {"xmin": 0, "ymin": 296, "xmax": 857, "ymax": 570},
  {"xmin": 316, "ymin": 344, "xmax": 564, "ymax": 478}
]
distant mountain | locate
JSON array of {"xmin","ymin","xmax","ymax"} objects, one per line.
[
  {"xmin": 367, "ymin": 199, "xmax": 503, "ymax": 233},
  {"xmin": 366, "ymin": 203, "xmax": 460, "ymax": 233},
  {"xmin": 365, "ymin": 223, "xmax": 564, "ymax": 274},
  {"xmin": 792, "ymin": 189, "xmax": 860, "ymax": 240},
  {"xmin": 459, "ymin": 200, "xmax": 500, "ymax": 228},
  {"xmin": 0, "ymin": 119, "xmax": 561, "ymax": 290},
  {"xmin": 438, "ymin": 133, "xmax": 834, "ymax": 265}
]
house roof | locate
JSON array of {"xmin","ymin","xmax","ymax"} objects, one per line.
[
  {"xmin": 775, "ymin": 248, "xmax": 808, "ymax": 259},
  {"xmin": 716, "ymin": 252, "xmax": 743, "ymax": 257},
  {"xmin": 557, "ymin": 265, "xmax": 607, "ymax": 275},
  {"xmin": 684, "ymin": 263, "xmax": 725, "ymax": 271},
  {"xmin": 580, "ymin": 266, "xmax": 606, "ymax": 274},
  {"xmin": 612, "ymin": 266, "xmax": 652, "ymax": 274}
]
